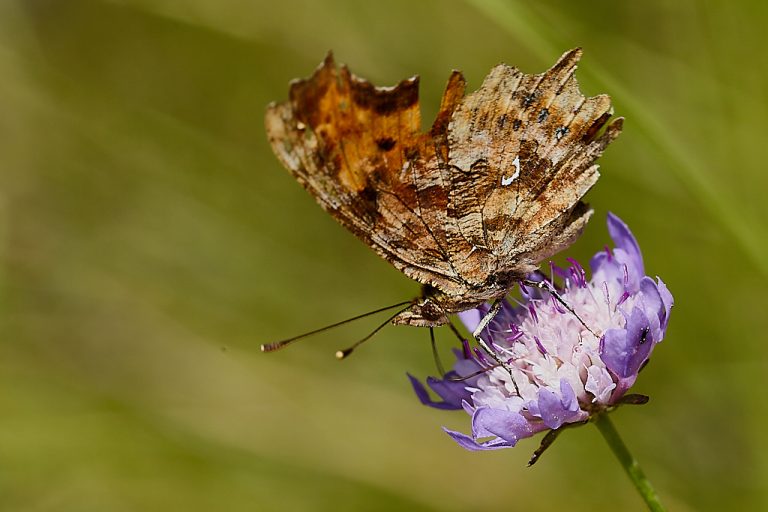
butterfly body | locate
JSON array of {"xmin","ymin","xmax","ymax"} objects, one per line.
[{"xmin": 265, "ymin": 49, "xmax": 622, "ymax": 328}]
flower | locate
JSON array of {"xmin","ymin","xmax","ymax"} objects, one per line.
[{"xmin": 409, "ymin": 213, "xmax": 673, "ymax": 451}]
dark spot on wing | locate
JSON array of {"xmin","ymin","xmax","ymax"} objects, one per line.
[
  {"xmin": 376, "ymin": 137, "xmax": 396, "ymax": 151},
  {"xmin": 513, "ymin": 119, "xmax": 522, "ymax": 131},
  {"xmin": 497, "ymin": 114, "xmax": 507, "ymax": 130},
  {"xmin": 538, "ymin": 108, "xmax": 549, "ymax": 123},
  {"xmin": 360, "ymin": 184, "xmax": 377, "ymax": 204},
  {"xmin": 523, "ymin": 93, "xmax": 537, "ymax": 108},
  {"xmin": 357, "ymin": 178, "xmax": 382, "ymax": 224}
]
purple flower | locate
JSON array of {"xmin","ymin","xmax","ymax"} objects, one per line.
[{"xmin": 410, "ymin": 213, "xmax": 673, "ymax": 451}]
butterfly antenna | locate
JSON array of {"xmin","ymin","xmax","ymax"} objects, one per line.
[
  {"xmin": 335, "ymin": 304, "xmax": 411, "ymax": 359},
  {"xmin": 261, "ymin": 300, "xmax": 412, "ymax": 353},
  {"xmin": 447, "ymin": 321, "xmax": 465, "ymax": 342},
  {"xmin": 429, "ymin": 327, "xmax": 446, "ymax": 376}
]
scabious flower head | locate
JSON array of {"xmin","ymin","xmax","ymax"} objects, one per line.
[{"xmin": 409, "ymin": 213, "xmax": 673, "ymax": 451}]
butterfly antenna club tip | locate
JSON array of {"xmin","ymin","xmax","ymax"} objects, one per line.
[
  {"xmin": 334, "ymin": 304, "xmax": 410, "ymax": 360},
  {"xmin": 260, "ymin": 341, "xmax": 285, "ymax": 353},
  {"xmin": 335, "ymin": 348, "xmax": 353, "ymax": 360}
]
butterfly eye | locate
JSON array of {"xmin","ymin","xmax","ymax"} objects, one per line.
[{"xmin": 419, "ymin": 300, "xmax": 445, "ymax": 322}]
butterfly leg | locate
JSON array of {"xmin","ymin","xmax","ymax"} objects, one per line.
[
  {"xmin": 447, "ymin": 321, "xmax": 465, "ymax": 343},
  {"xmin": 470, "ymin": 298, "xmax": 503, "ymax": 352},
  {"xmin": 429, "ymin": 327, "xmax": 446, "ymax": 376},
  {"xmin": 471, "ymin": 298, "xmax": 520, "ymax": 394}
]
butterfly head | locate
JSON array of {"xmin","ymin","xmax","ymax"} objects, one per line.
[
  {"xmin": 391, "ymin": 297, "xmax": 449, "ymax": 327},
  {"xmin": 387, "ymin": 284, "xmax": 445, "ymax": 327}
]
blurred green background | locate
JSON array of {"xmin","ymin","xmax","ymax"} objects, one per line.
[{"xmin": 2, "ymin": 1, "xmax": 767, "ymax": 510}]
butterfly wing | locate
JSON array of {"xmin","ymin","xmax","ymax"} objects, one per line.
[
  {"xmin": 265, "ymin": 54, "xmax": 464, "ymax": 293},
  {"xmin": 265, "ymin": 50, "xmax": 622, "ymax": 301},
  {"xmin": 444, "ymin": 48, "xmax": 623, "ymax": 283}
]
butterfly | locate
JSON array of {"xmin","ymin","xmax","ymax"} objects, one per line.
[{"xmin": 264, "ymin": 48, "xmax": 622, "ymax": 355}]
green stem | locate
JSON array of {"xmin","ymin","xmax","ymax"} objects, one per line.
[{"xmin": 594, "ymin": 414, "xmax": 666, "ymax": 512}]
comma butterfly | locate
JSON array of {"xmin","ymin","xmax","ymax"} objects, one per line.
[{"xmin": 264, "ymin": 49, "xmax": 622, "ymax": 356}]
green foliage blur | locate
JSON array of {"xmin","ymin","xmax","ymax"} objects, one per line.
[{"xmin": 2, "ymin": 1, "xmax": 767, "ymax": 510}]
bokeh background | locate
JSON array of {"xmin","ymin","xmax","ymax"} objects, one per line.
[{"xmin": 2, "ymin": 1, "xmax": 767, "ymax": 510}]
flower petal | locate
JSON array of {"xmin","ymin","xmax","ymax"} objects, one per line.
[
  {"xmin": 639, "ymin": 276, "xmax": 662, "ymax": 314},
  {"xmin": 590, "ymin": 250, "xmax": 623, "ymax": 287},
  {"xmin": 607, "ymin": 212, "xmax": 644, "ymax": 273},
  {"xmin": 639, "ymin": 276, "xmax": 665, "ymax": 342},
  {"xmin": 443, "ymin": 428, "xmax": 514, "ymax": 451},
  {"xmin": 472, "ymin": 407, "xmax": 536, "ymax": 445},
  {"xmin": 458, "ymin": 309, "xmax": 482, "ymax": 333},
  {"xmin": 657, "ymin": 278, "xmax": 674, "ymax": 329},
  {"xmin": 428, "ymin": 375, "xmax": 470, "ymax": 408},
  {"xmin": 607, "ymin": 212, "xmax": 644, "ymax": 291},
  {"xmin": 529, "ymin": 381, "xmax": 583, "ymax": 429},
  {"xmin": 600, "ymin": 307, "xmax": 654, "ymax": 379},
  {"xmin": 559, "ymin": 378, "xmax": 579, "ymax": 411},
  {"xmin": 585, "ymin": 365, "xmax": 616, "ymax": 403},
  {"xmin": 407, "ymin": 373, "xmax": 464, "ymax": 410}
]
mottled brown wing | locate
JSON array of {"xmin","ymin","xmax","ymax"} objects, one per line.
[
  {"xmin": 265, "ymin": 54, "xmax": 463, "ymax": 293},
  {"xmin": 443, "ymin": 48, "xmax": 623, "ymax": 285},
  {"xmin": 265, "ymin": 50, "xmax": 622, "ymax": 298}
]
